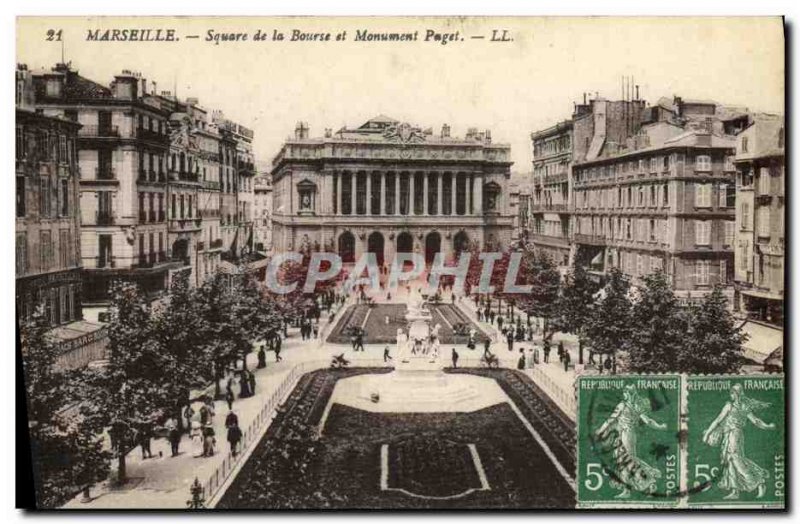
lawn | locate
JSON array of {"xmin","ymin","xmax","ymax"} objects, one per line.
[
  {"xmin": 327, "ymin": 303, "xmax": 489, "ymax": 345},
  {"xmin": 218, "ymin": 368, "xmax": 576, "ymax": 509}
]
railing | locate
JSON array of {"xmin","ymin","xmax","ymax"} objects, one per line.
[
  {"xmin": 95, "ymin": 167, "xmax": 116, "ymax": 180},
  {"xmin": 96, "ymin": 212, "xmax": 113, "ymax": 225},
  {"xmin": 136, "ymin": 127, "xmax": 169, "ymax": 143},
  {"xmin": 80, "ymin": 125, "xmax": 120, "ymax": 138},
  {"xmin": 95, "ymin": 255, "xmax": 116, "ymax": 269},
  {"xmin": 526, "ymin": 365, "xmax": 576, "ymax": 419}
]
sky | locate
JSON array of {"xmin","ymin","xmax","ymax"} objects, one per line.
[{"xmin": 17, "ymin": 16, "xmax": 785, "ymax": 173}]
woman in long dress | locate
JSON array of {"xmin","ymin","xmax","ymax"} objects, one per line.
[
  {"xmin": 595, "ymin": 385, "xmax": 667, "ymax": 498},
  {"xmin": 702, "ymin": 384, "xmax": 775, "ymax": 499}
]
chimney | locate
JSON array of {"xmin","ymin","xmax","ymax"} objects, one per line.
[
  {"xmin": 485, "ymin": 129, "xmax": 492, "ymax": 144},
  {"xmin": 324, "ymin": 128, "xmax": 332, "ymax": 138},
  {"xmin": 295, "ymin": 121, "xmax": 309, "ymax": 140},
  {"xmin": 441, "ymin": 123, "xmax": 450, "ymax": 138},
  {"xmin": 111, "ymin": 70, "xmax": 140, "ymax": 100}
]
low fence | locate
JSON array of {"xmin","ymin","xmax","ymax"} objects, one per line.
[
  {"xmin": 526, "ymin": 366, "xmax": 576, "ymax": 420},
  {"xmin": 203, "ymin": 357, "xmax": 386, "ymax": 507}
]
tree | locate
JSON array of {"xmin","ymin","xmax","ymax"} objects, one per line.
[
  {"xmin": 515, "ymin": 248, "xmax": 561, "ymax": 340},
  {"xmin": 627, "ymin": 271, "xmax": 691, "ymax": 373},
  {"xmin": 584, "ymin": 267, "xmax": 632, "ymax": 373},
  {"xmin": 80, "ymin": 281, "xmax": 167, "ymax": 483},
  {"xmin": 151, "ymin": 272, "xmax": 212, "ymax": 430},
  {"xmin": 20, "ymin": 307, "xmax": 110, "ymax": 507},
  {"xmin": 553, "ymin": 263, "xmax": 599, "ymax": 364},
  {"xmin": 195, "ymin": 272, "xmax": 239, "ymax": 398},
  {"xmin": 680, "ymin": 285, "xmax": 745, "ymax": 373}
]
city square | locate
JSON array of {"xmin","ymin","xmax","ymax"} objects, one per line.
[{"xmin": 15, "ymin": 16, "xmax": 785, "ymax": 511}]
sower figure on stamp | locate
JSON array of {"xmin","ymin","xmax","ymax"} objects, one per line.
[
  {"xmin": 595, "ymin": 385, "xmax": 667, "ymax": 499},
  {"xmin": 702, "ymin": 384, "xmax": 775, "ymax": 500}
]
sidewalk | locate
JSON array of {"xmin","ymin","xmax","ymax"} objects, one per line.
[{"xmin": 63, "ymin": 329, "xmax": 388, "ymax": 509}]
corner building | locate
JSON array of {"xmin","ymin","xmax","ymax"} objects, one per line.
[{"xmin": 270, "ymin": 116, "xmax": 514, "ymax": 264}]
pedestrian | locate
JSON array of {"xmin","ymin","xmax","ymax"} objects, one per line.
[
  {"xmin": 225, "ymin": 410, "xmax": 239, "ymax": 429},
  {"xmin": 199, "ymin": 404, "xmax": 209, "ymax": 426},
  {"xmin": 451, "ymin": 348, "xmax": 459, "ymax": 369},
  {"xmin": 543, "ymin": 339, "xmax": 551, "ymax": 363},
  {"xmin": 275, "ymin": 339, "xmax": 283, "ymax": 362},
  {"xmin": 534, "ymin": 346, "xmax": 540, "ymax": 365},
  {"xmin": 227, "ymin": 423, "xmax": 242, "ymax": 457},
  {"xmin": 248, "ymin": 371, "xmax": 257, "ymax": 396},
  {"xmin": 558, "ymin": 341, "xmax": 566, "ymax": 362},
  {"xmin": 517, "ymin": 348, "xmax": 526, "ymax": 370},
  {"xmin": 204, "ymin": 398, "xmax": 215, "ymax": 426},
  {"xmin": 225, "ymin": 388, "xmax": 235, "ymax": 411},
  {"xmin": 166, "ymin": 418, "xmax": 181, "ymax": 457},
  {"xmin": 383, "ymin": 346, "xmax": 392, "ymax": 363},
  {"xmin": 202, "ymin": 424, "xmax": 216, "ymax": 457},
  {"xmin": 313, "ymin": 325, "xmax": 319, "ymax": 338},
  {"xmin": 497, "ymin": 315, "xmax": 504, "ymax": 330},
  {"xmin": 183, "ymin": 404, "xmax": 195, "ymax": 433},
  {"xmin": 191, "ymin": 420, "xmax": 203, "ymax": 457},
  {"xmin": 137, "ymin": 422, "xmax": 153, "ymax": 459},
  {"xmin": 483, "ymin": 338, "xmax": 491, "ymax": 355},
  {"xmin": 506, "ymin": 331, "xmax": 514, "ymax": 352},
  {"xmin": 564, "ymin": 349, "xmax": 572, "ymax": 372},
  {"xmin": 355, "ymin": 331, "xmax": 365, "ymax": 352}
]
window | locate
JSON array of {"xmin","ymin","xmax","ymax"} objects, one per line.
[
  {"xmin": 60, "ymin": 179, "xmax": 69, "ymax": 216},
  {"xmin": 40, "ymin": 230, "xmax": 52, "ymax": 270},
  {"xmin": 98, "ymin": 191, "xmax": 112, "ymax": 224},
  {"xmin": 720, "ymin": 260, "xmax": 728, "ymax": 284},
  {"xmin": 59, "ymin": 229, "xmax": 69, "ymax": 268},
  {"xmin": 696, "ymin": 261, "xmax": 710, "ymax": 285},
  {"xmin": 758, "ymin": 207, "xmax": 770, "ymax": 237},
  {"xmin": 39, "ymin": 177, "xmax": 51, "ymax": 217},
  {"xmin": 759, "ymin": 167, "xmax": 771, "ymax": 195},
  {"xmin": 663, "ymin": 183, "xmax": 669, "ymax": 206},
  {"xmin": 724, "ymin": 221, "xmax": 735, "ymax": 246},
  {"xmin": 649, "ymin": 219, "xmax": 656, "ymax": 241},
  {"xmin": 695, "ymin": 183, "xmax": 711, "ymax": 208},
  {"xmin": 636, "ymin": 255, "xmax": 644, "ymax": 276},
  {"xmin": 696, "ymin": 155, "xmax": 712, "ymax": 171},
  {"xmin": 59, "ymin": 135, "xmax": 67, "ymax": 162},
  {"xmin": 650, "ymin": 157, "xmax": 658, "ymax": 173},
  {"xmin": 741, "ymin": 136, "xmax": 749, "ymax": 153},
  {"xmin": 663, "ymin": 156, "xmax": 670, "ymax": 171},
  {"xmin": 741, "ymin": 202, "xmax": 750, "ymax": 230},
  {"xmin": 739, "ymin": 241, "xmax": 749, "ymax": 270},
  {"xmin": 724, "ymin": 156, "xmax": 735, "ymax": 172},
  {"xmin": 695, "ymin": 220, "xmax": 711, "ymax": 245},
  {"xmin": 15, "ymin": 233, "xmax": 27, "ymax": 274},
  {"xmin": 16, "ymin": 176, "xmax": 25, "ymax": 217}
]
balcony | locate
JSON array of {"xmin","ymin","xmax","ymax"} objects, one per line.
[
  {"xmin": 210, "ymin": 238, "xmax": 224, "ymax": 249},
  {"xmin": 169, "ymin": 170, "xmax": 200, "ymax": 183},
  {"xmin": 169, "ymin": 217, "xmax": 202, "ymax": 232},
  {"xmin": 80, "ymin": 125, "xmax": 120, "ymax": 138},
  {"xmin": 574, "ymin": 233, "xmax": 608, "ymax": 246},
  {"xmin": 136, "ymin": 127, "xmax": 170, "ymax": 144},
  {"xmin": 133, "ymin": 251, "xmax": 168, "ymax": 269},
  {"xmin": 95, "ymin": 167, "xmax": 116, "ymax": 180},
  {"xmin": 95, "ymin": 255, "xmax": 116, "ymax": 269},
  {"xmin": 96, "ymin": 212, "xmax": 114, "ymax": 225}
]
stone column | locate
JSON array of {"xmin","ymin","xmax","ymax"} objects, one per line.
[
  {"xmin": 437, "ymin": 173, "xmax": 443, "ymax": 215},
  {"xmin": 468, "ymin": 174, "xmax": 473, "ymax": 215},
  {"xmin": 350, "ymin": 171, "xmax": 357, "ymax": 215},
  {"xmin": 366, "ymin": 172, "xmax": 372, "ymax": 215},
  {"xmin": 451, "ymin": 173, "xmax": 457, "ymax": 215},
  {"xmin": 409, "ymin": 173, "xmax": 415, "ymax": 215},
  {"xmin": 423, "ymin": 173, "xmax": 429, "ymax": 215},
  {"xmin": 380, "ymin": 172, "xmax": 386, "ymax": 215},
  {"xmin": 394, "ymin": 172, "xmax": 400, "ymax": 216},
  {"xmin": 474, "ymin": 175, "xmax": 483, "ymax": 215},
  {"xmin": 336, "ymin": 171, "xmax": 342, "ymax": 215}
]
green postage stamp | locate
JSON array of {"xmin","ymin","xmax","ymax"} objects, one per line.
[
  {"xmin": 687, "ymin": 375, "xmax": 785, "ymax": 508},
  {"xmin": 577, "ymin": 374, "xmax": 785, "ymax": 509},
  {"xmin": 577, "ymin": 375, "xmax": 682, "ymax": 508}
]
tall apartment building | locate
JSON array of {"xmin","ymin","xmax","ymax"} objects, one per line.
[
  {"xmin": 16, "ymin": 65, "xmax": 83, "ymax": 325},
  {"xmin": 28, "ymin": 63, "xmax": 186, "ymax": 307},
  {"xmin": 529, "ymin": 95, "xmax": 647, "ymax": 267},
  {"xmin": 571, "ymin": 97, "xmax": 746, "ymax": 303},
  {"xmin": 733, "ymin": 115, "xmax": 785, "ymax": 325}
]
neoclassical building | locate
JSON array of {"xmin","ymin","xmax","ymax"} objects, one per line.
[{"xmin": 270, "ymin": 116, "xmax": 514, "ymax": 264}]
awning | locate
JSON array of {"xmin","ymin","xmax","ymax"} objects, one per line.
[
  {"xmin": 739, "ymin": 320, "xmax": 784, "ymax": 367},
  {"xmin": 740, "ymin": 287, "xmax": 783, "ymax": 301}
]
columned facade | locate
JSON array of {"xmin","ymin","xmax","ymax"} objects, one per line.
[{"xmin": 271, "ymin": 116, "xmax": 514, "ymax": 264}]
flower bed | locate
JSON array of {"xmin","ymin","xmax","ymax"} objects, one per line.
[{"xmin": 217, "ymin": 368, "xmax": 575, "ymax": 509}]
